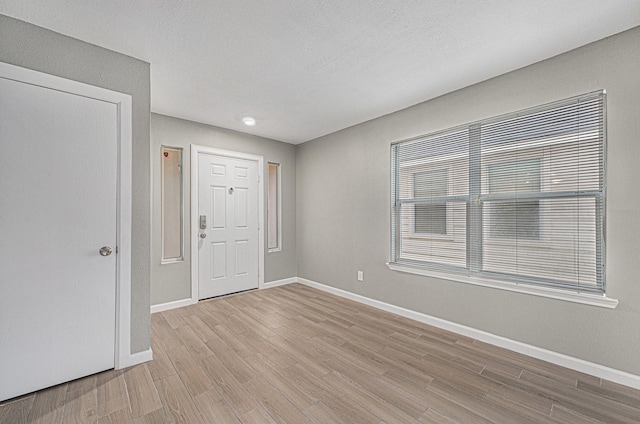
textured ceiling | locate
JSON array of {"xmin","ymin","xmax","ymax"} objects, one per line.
[{"xmin": 2, "ymin": 1, "xmax": 639, "ymax": 144}]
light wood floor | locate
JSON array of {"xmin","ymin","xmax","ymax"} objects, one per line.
[{"xmin": 2, "ymin": 283, "xmax": 640, "ymax": 424}]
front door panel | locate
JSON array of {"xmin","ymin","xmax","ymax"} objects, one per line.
[{"xmin": 198, "ymin": 154, "xmax": 259, "ymax": 299}]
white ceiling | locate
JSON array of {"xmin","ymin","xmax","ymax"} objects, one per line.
[{"xmin": 2, "ymin": 1, "xmax": 639, "ymax": 144}]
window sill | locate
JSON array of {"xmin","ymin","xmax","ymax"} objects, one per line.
[{"xmin": 386, "ymin": 262, "xmax": 618, "ymax": 309}]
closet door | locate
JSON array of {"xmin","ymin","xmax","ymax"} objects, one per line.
[{"xmin": 0, "ymin": 69, "xmax": 118, "ymax": 401}]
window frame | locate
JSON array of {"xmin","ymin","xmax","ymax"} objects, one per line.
[{"xmin": 389, "ymin": 91, "xmax": 614, "ymax": 307}]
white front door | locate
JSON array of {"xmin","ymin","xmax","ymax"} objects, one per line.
[
  {"xmin": 0, "ymin": 71, "xmax": 118, "ymax": 401},
  {"xmin": 197, "ymin": 153, "xmax": 259, "ymax": 299}
]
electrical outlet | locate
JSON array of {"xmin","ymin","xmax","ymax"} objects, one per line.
[{"xmin": 357, "ymin": 270, "xmax": 364, "ymax": 281}]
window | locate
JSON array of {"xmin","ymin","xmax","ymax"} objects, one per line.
[
  {"xmin": 161, "ymin": 146, "xmax": 183, "ymax": 262},
  {"xmin": 487, "ymin": 159, "xmax": 540, "ymax": 240},
  {"xmin": 391, "ymin": 91, "xmax": 605, "ymax": 294},
  {"xmin": 413, "ymin": 169, "xmax": 448, "ymax": 235},
  {"xmin": 267, "ymin": 162, "xmax": 281, "ymax": 252}
]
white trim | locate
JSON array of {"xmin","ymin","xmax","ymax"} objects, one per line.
[
  {"xmin": 297, "ymin": 277, "xmax": 640, "ymax": 390},
  {"xmin": 264, "ymin": 277, "xmax": 297, "ymax": 289},
  {"xmin": 386, "ymin": 262, "xmax": 618, "ymax": 309},
  {"xmin": 190, "ymin": 145, "xmax": 265, "ymax": 303},
  {"xmin": 151, "ymin": 298, "xmax": 197, "ymax": 314},
  {"xmin": 0, "ymin": 62, "xmax": 136, "ymax": 370},
  {"xmin": 151, "ymin": 278, "xmax": 295, "ymax": 313},
  {"xmin": 117, "ymin": 348, "xmax": 153, "ymax": 369},
  {"xmin": 115, "ymin": 87, "xmax": 134, "ymax": 370}
]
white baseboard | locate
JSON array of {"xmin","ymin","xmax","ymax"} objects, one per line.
[
  {"xmin": 117, "ymin": 348, "xmax": 153, "ymax": 370},
  {"xmin": 297, "ymin": 277, "xmax": 640, "ymax": 390},
  {"xmin": 263, "ymin": 277, "xmax": 297, "ymax": 289},
  {"xmin": 150, "ymin": 277, "xmax": 298, "ymax": 313},
  {"xmin": 151, "ymin": 298, "xmax": 196, "ymax": 314}
]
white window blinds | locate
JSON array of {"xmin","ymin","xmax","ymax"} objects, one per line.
[{"xmin": 391, "ymin": 91, "xmax": 605, "ymax": 293}]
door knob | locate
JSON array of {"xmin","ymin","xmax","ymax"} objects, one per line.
[
  {"xmin": 199, "ymin": 233, "xmax": 207, "ymax": 239},
  {"xmin": 99, "ymin": 246, "xmax": 113, "ymax": 256}
]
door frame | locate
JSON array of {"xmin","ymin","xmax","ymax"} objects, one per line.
[
  {"xmin": 190, "ymin": 145, "xmax": 265, "ymax": 302},
  {"xmin": 0, "ymin": 62, "xmax": 134, "ymax": 369}
]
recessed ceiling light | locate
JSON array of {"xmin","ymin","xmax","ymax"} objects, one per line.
[{"xmin": 242, "ymin": 116, "xmax": 256, "ymax": 126}]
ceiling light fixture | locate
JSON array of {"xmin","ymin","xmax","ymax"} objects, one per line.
[{"xmin": 242, "ymin": 116, "xmax": 256, "ymax": 126}]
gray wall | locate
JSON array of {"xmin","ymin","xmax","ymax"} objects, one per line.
[
  {"xmin": 0, "ymin": 15, "xmax": 152, "ymax": 354},
  {"xmin": 296, "ymin": 27, "xmax": 640, "ymax": 374},
  {"xmin": 151, "ymin": 114, "xmax": 297, "ymax": 305}
]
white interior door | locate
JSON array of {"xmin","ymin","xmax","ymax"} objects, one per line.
[
  {"xmin": 0, "ymin": 73, "xmax": 118, "ymax": 401},
  {"xmin": 198, "ymin": 153, "xmax": 259, "ymax": 299}
]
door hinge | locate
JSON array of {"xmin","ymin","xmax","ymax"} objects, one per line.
[{"xmin": 116, "ymin": 246, "xmax": 119, "ymax": 254}]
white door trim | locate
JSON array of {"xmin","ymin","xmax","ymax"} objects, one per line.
[
  {"xmin": 190, "ymin": 145, "xmax": 265, "ymax": 302},
  {"xmin": 0, "ymin": 62, "xmax": 134, "ymax": 370}
]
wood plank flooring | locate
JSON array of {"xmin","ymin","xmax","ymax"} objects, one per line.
[{"xmin": 2, "ymin": 283, "xmax": 640, "ymax": 423}]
